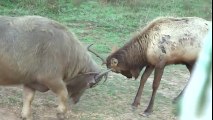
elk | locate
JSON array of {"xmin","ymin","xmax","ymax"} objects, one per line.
[
  {"xmin": 0, "ymin": 15, "xmax": 110, "ymax": 120},
  {"xmin": 105, "ymin": 17, "xmax": 211, "ymax": 116}
]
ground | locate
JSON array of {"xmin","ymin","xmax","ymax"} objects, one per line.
[{"xmin": 0, "ymin": 65, "xmax": 189, "ymax": 120}]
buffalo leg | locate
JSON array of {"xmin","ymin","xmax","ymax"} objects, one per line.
[
  {"xmin": 173, "ymin": 64, "xmax": 193, "ymax": 103},
  {"xmin": 21, "ymin": 85, "xmax": 35, "ymax": 120},
  {"xmin": 132, "ymin": 66, "xmax": 154, "ymax": 107},
  {"xmin": 43, "ymin": 78, "xmax": 68, "ymax": 120},
  {"xmin": 141, "ymin": 65, "xmax": 165, "ymax": 116}
]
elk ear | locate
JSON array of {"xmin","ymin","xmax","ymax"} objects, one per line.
[
  {"xmin": 111, "ymin": 46, "xmax": 118, "ymax": 54},
  {"xmin": 111, "ymin": 58, "xmax": 118, "ymax": 67}
]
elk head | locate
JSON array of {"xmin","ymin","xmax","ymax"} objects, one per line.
[{"xmin": 106, "ymin": 54, "xmax": 133, "ymax": 79}]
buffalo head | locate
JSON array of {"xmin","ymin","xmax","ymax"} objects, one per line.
[{"xmin": 66, "ymin": 70, "xmax": 111, "ymax": 104}]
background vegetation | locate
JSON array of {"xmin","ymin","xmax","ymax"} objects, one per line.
[
  {"xmin": 0, "ymin": 0, "xmax": 212, "ymax": 120},
  {"xmin": 0, "ymin": 0, "xmax": 211, "ymax": 55}
]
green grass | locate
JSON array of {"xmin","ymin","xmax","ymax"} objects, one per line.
[
  {"xmin": 0, "ymin": 0, "xmax": 212, "ymax": 119},
  {"xmin": 0, "ymin": 0, "xmax": 211, "ymax": 55}
]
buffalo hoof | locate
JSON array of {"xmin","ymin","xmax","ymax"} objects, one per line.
[
  {"xmin": 21, "ymin": 117, "xmax": 32, "ymax": 120},
  {"xmin": 57, "ymin": 113, "xmax": 67, "ymax": 120},
  {"xmin": 21, "ymin": 115, "xmax": 32, "ymax": 120}
]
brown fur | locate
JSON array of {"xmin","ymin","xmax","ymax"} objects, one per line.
[
  {"xmin": 0, "ymin": 15, "xmax": 107, "ymax": 119},
  {"xmin": 106, "ymin": 16, "xmax": 211, "ymax": 115}
]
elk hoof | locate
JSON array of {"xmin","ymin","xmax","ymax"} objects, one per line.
[
  {"xmin": 139, "ymin": 111, "xmax": 152, "ymax": 117},
  {"xmin": 139, "ymin": 112, "xmax": 149, "ymax": 117},
  {"xmin": 132, "ymin": 102, "xmax": 140, "ymax": 108},
  {"xmin": 172, "ymin": 99, "xmax": 177, "ymax": 104},
  {"xmin": 131, "ymin": 106, "xmax": 138, "ymax": 111},
  {"xmin": 139, "ymin": 109, "xmax": 153, "ymax": 117},
  {"xmin": 131, "ymin": 103, "xmax": 140, "ymax": 111},
  {"xmin": 172, "ymin": 97, "xmax": 180, "ymax": 104}
]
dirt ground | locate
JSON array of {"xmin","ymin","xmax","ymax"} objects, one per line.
[{"xmin": 0, "ymin": 65, "xmax": 189, "ymax": 120}]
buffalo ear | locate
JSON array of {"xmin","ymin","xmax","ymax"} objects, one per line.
[{"xmin": 111, "ymin": 58, "xmax": 118, "ymax": 67}]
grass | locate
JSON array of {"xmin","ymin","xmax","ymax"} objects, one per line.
[
  {"xmin": 0, "ymin": 0, "xmax": 212, "ymax": 119},
  {"xmin": 0, "ymin": 0, "xmax": 211, "ymax": 54}
]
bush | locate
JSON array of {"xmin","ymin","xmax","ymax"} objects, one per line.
[
  {"xmin": 99, "ymin": 0, "xmax": 142, "ymax": 7},
  {"xmin": 1, "ymin": 0, "xmax": 88, "ymax": 14}
]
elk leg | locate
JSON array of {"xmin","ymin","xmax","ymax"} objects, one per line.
[
  {"xmin": 43, "ymin": 78, "xmax": 68, "ymax": 120},
  {"xmin": 173, "ymin": 64, "xmax": 193, "ymax": 103},
  {"xmin": 21, "ymin": 85, "xmax": 35, "ymax": 120},
  {"xmin": 132, "ymin": 66, "xmax": 154, "ymax": 107},
  {"xmin": 141, "ymin": 65, "xmax": 165, "ymax": 116}
]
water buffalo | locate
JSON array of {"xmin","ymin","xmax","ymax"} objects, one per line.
[{"xmin": 0, "ymin": 15, "xmax": 110, "ymax": 120}]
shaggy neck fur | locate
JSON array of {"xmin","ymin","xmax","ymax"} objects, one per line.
[{"xmin": 112, "ymin": 30, "xmax": 151, "ymax": 70}]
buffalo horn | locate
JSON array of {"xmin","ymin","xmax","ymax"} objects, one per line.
[
  {"xmin": 94, "ymin": 69, "xmax": 112, "ymax": 82},
  {"xmin": 87, "ymin": 44, "xmax": 106, "ymax": 64}
]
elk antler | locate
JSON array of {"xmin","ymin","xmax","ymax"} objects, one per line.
[{"xmin": 87, "ymin": 44, "xmax": 106, "ymax": 64}]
